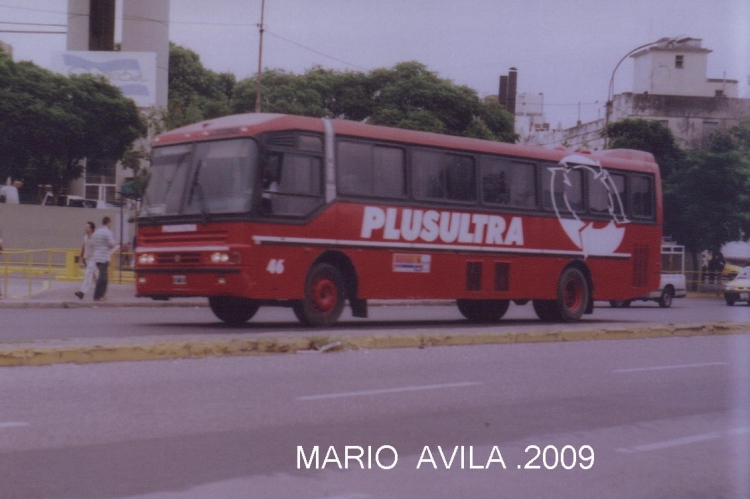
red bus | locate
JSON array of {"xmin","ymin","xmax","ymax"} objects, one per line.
[{"xmin": 135, "ymin": 113, "xmax": 662, "ymax": 326}]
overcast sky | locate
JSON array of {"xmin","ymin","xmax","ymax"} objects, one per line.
[{"xmin": 1, "ymin": 0, "xmax": 748, "ymax": 128}]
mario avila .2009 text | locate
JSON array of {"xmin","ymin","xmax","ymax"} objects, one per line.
[{"xmin": 297, "ymin": 444, "xmax": 595, "ymax": 471}]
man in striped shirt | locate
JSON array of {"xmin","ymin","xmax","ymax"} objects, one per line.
[{"xmin": 91, "ymin": 216, "xmax": 116, "ymax": 301}]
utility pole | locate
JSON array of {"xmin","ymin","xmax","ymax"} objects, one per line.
[{"xmin": 254, "ymin": 0, "xmax": 266, "ymax": 113}]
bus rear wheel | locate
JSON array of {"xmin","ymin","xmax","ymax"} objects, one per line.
[
  {"xmin": 457, "ymin": 299, "xmax": 510, "ymax": 323},
  {"xmin": 294, "ymin": 263, "xmax": 346, "ymax": 327},
  {"xmin": 533, "ymin": 267, "xmax": 590, "ymax": 322},
  {"xmin": 209, "ymin": 296, "xmax": 260, "ymax": 325}
]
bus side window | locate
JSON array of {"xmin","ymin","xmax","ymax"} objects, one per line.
[
  {"xmin": 481, "ymin": 158, "xmax": 536, "ymax": 209},
  {"xmin": 542, "ymin": 167, "xmax": 583, "ymax": 215},
  {"xmin": 588, "ymin": 170, "xmax": 627, "ymax": 219},
  {"xmin": 337, "ymin": 140, "xmax": 406, "ymax": 199},
  {"xmin": 260, "ymin": 153, "xmax": 282, "ymax": 215},
  {"xmin": 262, "ymin": 153, "xmax": 323, "ymax": 217},
  {"xmin": 413, "ymin": 150, "xmax": 475, "ymax": 203},
  {"xmin": 631, "ymin": 174, "xmax": 654, "ymax": 219}
]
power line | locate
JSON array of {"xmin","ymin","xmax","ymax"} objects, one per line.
[
  {"xmin": 265, "ymin": 30, "xmax": 368, "ymax": 71},
  {"xmin": 0, "ymin": 21, "xmax": 66, "ymax": 27},
  {"xmin": 0, "ymin": 29, "xmax": 65, "ymax": 34},
  {"xmin": 0, "ymin": 3, "xmax": 66, "ymax": 16}
]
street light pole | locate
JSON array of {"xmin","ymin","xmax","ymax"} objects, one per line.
[
  {"xmin": 604, "ymin": 37, "xmax": 673, "ymax": 148},
  {"xmin": 254, "ymin": 0, "xmax": 266, "ymax": 113}
]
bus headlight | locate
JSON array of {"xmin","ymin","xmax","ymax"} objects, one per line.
[
  {"xmin": 138, "ymin": 253, "xmax": 155, "ymax": 265},
  {"xmin": 211, "ymin": 252, "xmax": 229, "ymax": 263},
  {"xmin": 211, "ymin": 252, "xmax": 239, "ymax": 264}
]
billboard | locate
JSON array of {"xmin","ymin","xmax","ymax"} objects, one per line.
[{"xmin": 52, "ymin": 51, "xmax": 157, "ymax": 108}]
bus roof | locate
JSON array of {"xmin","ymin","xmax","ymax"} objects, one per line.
[{"xmin": 154, "ymin": 113, "xmax": 659, "ymax": 174}]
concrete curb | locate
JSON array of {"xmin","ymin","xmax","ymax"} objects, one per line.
[{"xmin": 0, "ymin": 322, "xmax": 745, "ymax": 368}]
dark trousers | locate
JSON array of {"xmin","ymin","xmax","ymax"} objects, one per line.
[{"xmin": 93, "ymin": 262, "xmax": 109, "ymax": 300}]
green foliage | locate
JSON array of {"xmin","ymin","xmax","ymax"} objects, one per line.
[
  {"xmin": 604, "ymin": 118, "xmax": 750, "ymax": 258},
  {"xmin": 166, "ymin": 43, "xmax": 236, "ymax": 129},
  {"xmin": 362, "ymin": 62, "xmax": 516, "ymax": 141},
  {"xmin": 169, "ymin": 51, "xmax": 516, "ymax": 142},
  {"xmin": 0, "ymin": 52, "xmax": 146, "ymax": 196},
  {"xmin": 664, "ymin": 121, "xmax": 750, "ymax": 253},
  {"xmin": 603, "ymin": 118, "xmax": 685, "ymax": 179}
]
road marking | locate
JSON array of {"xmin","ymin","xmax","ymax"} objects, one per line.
[
  {"xmin": 308, "ymin": 495, "xmax": 370, "ymax": 499},
  {"xmin": 613, "ymin": 362, "xmax": 728, "ymax": 373},
  {"xmin": 0, "ymin": 422, "xmax": 29, "ymax": 429},
  {"xmin": 617, "ymin": 427, "xmax": 749, "ymax": 453},
  {"xmin": 296, "ymin": 382, "xmax": 482, "ymax": 401}
]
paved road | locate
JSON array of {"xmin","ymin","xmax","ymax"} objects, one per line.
[
  {"xmin": 1, "ymin": 334, "xmax": 747, "ymax": 498},
  {"xmin": 0, "ymin": 297, "xmax": 748, "ymax": 343}
]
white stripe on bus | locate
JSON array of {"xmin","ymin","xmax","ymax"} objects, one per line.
[{"xmin": 251, "ymin": 235, "xmax": 632, "ymax": 258}]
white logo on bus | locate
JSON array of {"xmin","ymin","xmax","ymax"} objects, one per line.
[{"xmin": 548, "ymin": 155, "xmax": 629, "ymax": 257}]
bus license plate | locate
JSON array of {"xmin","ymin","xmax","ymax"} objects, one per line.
[{"xmin": 173, "ymin": 275, "xmax": 187, "ymax": 285}]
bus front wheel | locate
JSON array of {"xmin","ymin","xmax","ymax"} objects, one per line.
[
  {"xmin": 294, "ymin": 263, "xmax": 346, "ymax": 327},
  {"xmin": 209, "ymin": 296, "xmax": 260, "ymax": 325},
  {"xmin": 457, "ymin": 299, "xmax": 510, "ymax": 323}
]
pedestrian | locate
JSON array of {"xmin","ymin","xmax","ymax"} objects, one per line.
[
  {"xmin": 91, "ymin": 216, "xmax": 116, "ymax": 301},
  {"xmin": 0, "ymin": 179, "xmax": 22, "ymax": 204},
  {"xmin": 74, "ymin": 222, "xmax": 96, "ymax": 300},
  {"xmin": 707, "ymin": 252, "xmax": 726, "ymax": 284}
]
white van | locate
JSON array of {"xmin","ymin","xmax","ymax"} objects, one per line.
[
  {"xmin": 42, "ymin": 192, "xmax": 108, "ymax": 208},
  {"xmin": 611, "ymin": 242, "xmax": 686, "ymax": 308}
]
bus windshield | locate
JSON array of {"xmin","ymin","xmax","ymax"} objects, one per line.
[{"xmin": 142, "ymin": 138, "xmax": 258, "ymax": 216}]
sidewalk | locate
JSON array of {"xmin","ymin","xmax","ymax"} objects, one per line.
[{"xmin": 0, "ymin": 277, "xmax": 206, "ymax": 308}]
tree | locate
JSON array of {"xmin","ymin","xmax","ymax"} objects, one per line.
[
  {"xmin": 232, "ymin": 68, "xmax": 337, "ymax": 118},
  {"xmin": 0, "ymin": 52, "xmax": 146, "ymax": 197},
  {"xmin": 231, "ymin": 61, "xmax": 517, "ymax": 142},
  {"xmin": 666, "ymin": 122, "xmax": 750, "ymax": 252},
  {"xmin": 603, "ymin": 118, "xmax": 685, "ymax": 179},
  {"xmin": 166, "ymin": 43, "xmax": 236, "ymax": 129},
  {"xmin": 604, "ymin": 117, "xmax": 750, "ymax": 266}
]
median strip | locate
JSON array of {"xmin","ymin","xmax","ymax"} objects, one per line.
[{"xmin": 0, "ymin": 322, "xmax": 746, "ymax": 368}]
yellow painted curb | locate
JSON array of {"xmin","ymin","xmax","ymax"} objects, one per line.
[{"xmin": 0, "ymin": 323, "xmax": 746, "ymax": 367}]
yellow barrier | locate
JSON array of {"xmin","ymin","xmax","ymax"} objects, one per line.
[{"xmin": 0, "ymin": 248, "xmax": 134, "ymax": 298}]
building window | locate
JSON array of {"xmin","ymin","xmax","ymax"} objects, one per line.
[
  {"xmin": 675, "ymin": 55, "xmax": 684, "ymax": 69},
  {"xmin": 85, "ymin": 158, "xmax": 117, "ymax": 202}
]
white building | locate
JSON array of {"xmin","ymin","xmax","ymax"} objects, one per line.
[
  {"xmin": 64, "ymin": 0, "xmax": 169, "ymax": 205},
  {"xmin": 632, "ymin": 38, "xmax": 737, "ymax": 98},
  {"xmin": 528, "ymin": 38, "xmax": 749, "ymax": 150},
  {"xmin": 514, "ymin": 93, "xmax": 550, "ymax": 142}
]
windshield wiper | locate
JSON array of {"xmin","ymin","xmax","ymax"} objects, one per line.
[{"xmin": 187, "ymin": 160, "xmax": 211, "ymax": 224}]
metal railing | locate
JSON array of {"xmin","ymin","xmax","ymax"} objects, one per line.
[{"xmin": 1, "ymin": 248, "xmax": 134, "ymax": 298}]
